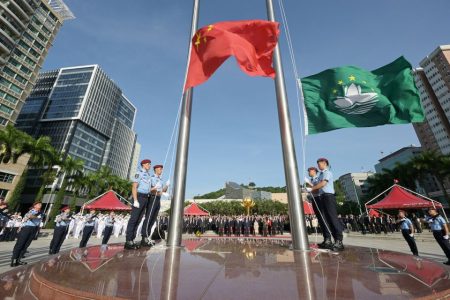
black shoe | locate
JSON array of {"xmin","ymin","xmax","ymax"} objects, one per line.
[
  {"xmin": 16, "ymin": 259, "xmax": 27, "ymax": 266},
  {"xmin": 10, "ymin": 259, "xmax": 15, "ymax": 267},
  {"xmin": 332, "ymin": 240, "xmax": 345, "ymax": 252},
  {"xmin": 443, "ymin": 261, "xmax": 450, "ymax": 266},
  {"xmin": 140, "ymin": 238, "xmax": 153, "ymax": 248},
  {"xmin": 124, "ymin": 241, "xmax": 138, "ymax": 250},
  {"xmin": 318, "ymin": 239, "xmax": 333, "ymax": 249}
]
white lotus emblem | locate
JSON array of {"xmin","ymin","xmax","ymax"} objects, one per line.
[{"xmin": 334, "ymin": 83, "xmax": 378, "ymax": 115}]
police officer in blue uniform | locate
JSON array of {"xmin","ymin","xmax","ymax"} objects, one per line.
[
  {"xmin": 308, "ymin": 158, "xmax": 344, "ymax": 251},
  {"xmin": 397, "ymin": 210, "xmax": 418, "ymax": 256},
  {"xmin": 426, "ymin": 208, "xmax": 450, "ymax": 265},
  {"xmin": 79, "ymin": 209, "xmax": 97, "ymax": 248},
  {"xmin": 102, "ymin": 211, "xmax": 115, "ymax": 245},
  {"xmin": 11, "ymin": 202, "xmax": 43, "ymax": 267},
  {"xmin": 49, "ymin": 206, "xmax": 71, "ymax": 254},
  {"xmin": 141, "ymin": 164, "xmax": 169, "ymax": 246},
  {"xmin": 125, "ymin": 159, "xmax": 152, "ymax": 250},
  {"xmin": 306, "ymin": 166, "xmax": 332, "ymax": 248}
]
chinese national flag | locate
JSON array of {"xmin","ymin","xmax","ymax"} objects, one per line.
[{"xmin": 184, "ymin": 20, "xmax": 280, "ymax": 91}]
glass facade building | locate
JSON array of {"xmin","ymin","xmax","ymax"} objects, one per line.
[
  {"xmin": 17, "ymin": 65, "xmax": 138, "ymax": 179},
  {"xmin": 0, "ymin": 0, "xmax": 73, "ymax": 126}
]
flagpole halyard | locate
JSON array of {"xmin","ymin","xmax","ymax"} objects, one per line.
[{"xmin": 266, "ymin": 0, "xmax": 309, "ymax": 251}]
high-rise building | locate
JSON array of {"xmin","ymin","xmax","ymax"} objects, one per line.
[
  {"xmin": 0, "ymin": 0, "xmax": 74, "ymax": 126},
  {"xmin": 338, "ymin": 172, "xmax": 373, "ymax": 203},
  {"xmin": 128, "ymin": 142, "xmax": 141, "ymax": 180},
  {"xmin": 16, "ymin": 65, "xmax": 138, "ymax": 179},
  {"xmin": 413, "ymin": 45, "xmax": 450, "ymax": 155}
]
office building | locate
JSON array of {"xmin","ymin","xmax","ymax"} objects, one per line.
[
  {"xmin": 17, "ymin": 65, "xmax": 138, "ymax": 180},
  {"xmin": 338, "ymin": 172, "xmax": 373, "ymax": 203},
  {"xmin": 413, "ymin": 45, "xmax": 450, "ymax": 155},
  {"xmin": 0, "ymin": 0, "xmax": 74, "ymax": 126}
]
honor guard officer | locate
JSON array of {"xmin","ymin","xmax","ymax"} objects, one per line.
[
  {"xmin": 141, "ymin": 165, "xmax": 169, "ymax": 247},
  {"xmin": 306, "ymin": 166, "xmax": 332, "ymax": 248},
  {"xmin": 79, "ymin": 209, "xmax": 97, "ymax": 248},
  {"xmin": 397, "ymin": 210, "xmax": 419, "ymax": 256},
  {"xmin": 308, "ymin": 158, "xmax": 344, "ymax": 251},
  {"xmin": 125, "ymin": 159, "xmax": 152, "ymax": 250},
  {"xmin": 426, "ymin": 208, "xmax": 450, "ymax": 265},
  {"xmin": 49, "ymin": 206, "xmax": 71, "ymax": 254},
  {"xmin": 102, "ymin": 211, "xmax": 115, "ymax": 245},
  {"xmin": 11, "ymin": 202, "xmax": 42, "ymax": 267}
]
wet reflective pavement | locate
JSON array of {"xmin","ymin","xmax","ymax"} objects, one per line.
[{"xmin": 0, "ymin": 238, "xmax": 449, "ymax": 299}]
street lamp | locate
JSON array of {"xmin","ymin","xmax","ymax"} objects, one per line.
[{"xmin": 351, "ymin": 176, "xmax": 363, "ymax": 215}]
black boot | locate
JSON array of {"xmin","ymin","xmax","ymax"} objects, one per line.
[
  {"xmin": 332, "ymin": 240, "xmax": 345, "ymax": 252},
  {"xmin": 10, "ymin": 258, "xmax": 15, "ymax": 267},
  {"xmin": 16, "ymin": 259, "xmax": 27, "ymax": 266},
  {"xmin": 124, "ymin": 241, "xmax": 138, "ymax": 250},
  {"xmin": 140, "ymin": 238, "xmax": 152, "ymax": 248},
  {"xmin": 318, "ymin": 239, "xmax": 333, "ymax": 249}
]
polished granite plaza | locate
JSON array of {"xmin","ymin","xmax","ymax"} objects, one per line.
[{"xmin": 0, "ymin": 238, "xmax": 449, "ymax": 299}]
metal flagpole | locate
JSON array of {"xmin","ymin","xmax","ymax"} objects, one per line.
[
  {"xmin": 265, "ymin": 0, "xmax": 309, "ymax": 251},
  {"xmin": 166, "ymin": 0, "xmax": 200, "ymax": 247}
]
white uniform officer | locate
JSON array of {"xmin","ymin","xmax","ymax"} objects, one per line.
[{"xmin": 125, "ymin": 159, "xmax": 152, "ymax": 250}]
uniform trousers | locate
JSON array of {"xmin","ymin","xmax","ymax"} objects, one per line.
[
  {"xmin": 12, "ymin": 226, "xmax": 36, "ymax": 260},
  {"xmin": 50, "ymin": 226, "xmax": 68, "ymax": 254},
  {"xmin": 401, "ymin": 229, "xmax": 418, "ymax": 256},
  {"xmin": 141, "ymin": 194, "xmax": 161, "ymax": 239},
  {"xmin": 102, "ymin": 226, "xmax": 114, "ymax": 245},
  {"xmin": 310, "ymin": 194, "xmax": 331, "ymax": 240},
  {"xmin": 320, "ymin": 193, "xmax": 344, "ymax": 241},
  {"xmin": 22, "ymin": 226, "xmax": 38, "ymax": 256},
  {"xmin": 432, "ymin": 230, "xmax": 450, "ymax": 260},
  {"xmin": 125, "ymin": 193, "xmax": 148, "ymax": 242},
  {"xmin": 80, "ymin": 225, "xmax": 94, "ymax": 248}
]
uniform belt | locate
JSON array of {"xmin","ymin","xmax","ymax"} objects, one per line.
[
  {"xmin": 150, "ymin": 192, "xmax": 162, "ymax": 196},
  {"xmin": 137, "ymin": 192, "xmax": 148, "ymax": 195}
]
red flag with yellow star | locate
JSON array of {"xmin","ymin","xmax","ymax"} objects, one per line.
[{"xmin": 184, "ymin": 20, "xmax": 279, "ymax": 91}]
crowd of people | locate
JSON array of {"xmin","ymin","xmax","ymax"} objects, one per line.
[
  {"xmin": 182, "ymin": 215, "xmax": 288, "ymax": 236},
  {"xmin": 1, "ymin": 157, "xmax": 449, "ymax": 266}
]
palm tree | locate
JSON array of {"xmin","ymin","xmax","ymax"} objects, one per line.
[
  {"xmin": 47, "ymin": 156, "xmax": 85, "ymax": 228},
  {"xmin": 0, "ymin": 125, "xmax": 25, "ymax": 164},
  {"xmin": 69, "ymin": 172, "xmax": 89, "ymax": 211},
  {"xmin": 412, "ymin": 151, "xmax": 450, "ymax": 205}
]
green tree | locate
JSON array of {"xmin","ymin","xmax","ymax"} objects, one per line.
[
  {"xmin": 46, "ymin": 156, "xmax": 84, "ymax": 228},
  {"xmin": 6, "ymin": 169, "xmax": 28, "ymax": 212}
]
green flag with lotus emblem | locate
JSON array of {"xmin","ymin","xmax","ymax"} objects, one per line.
[{"xmin": 301, "ymin": 56, "xmax": 424, "ymax": 134}]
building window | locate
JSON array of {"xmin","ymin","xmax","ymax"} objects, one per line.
[
  {"xmin": 0, "ymin": 189, "xmax": 8, "ymax": 198},
  {"xmin": 0, "ymin": 172, "xmax": 15, "ymax": 183}
]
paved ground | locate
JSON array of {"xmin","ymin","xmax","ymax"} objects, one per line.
[{"xmin": 0, "ymin": 230, "xmax": 448, "ymax": 275}]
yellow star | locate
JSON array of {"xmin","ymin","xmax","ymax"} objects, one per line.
[
  {"xmin": 348, "ymin": 75, "xmax": 356, "ymax": 81},
  {"xmin": 337, "ymin": 80, "xmax": 344, "ymax": 85},
  {"xmin": 207, "ymin": 25, "xmax": 214, "ymax": 32}
]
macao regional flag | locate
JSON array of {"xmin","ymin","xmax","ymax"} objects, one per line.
[
  {"xmin": 184, "ymin": 20, "xmax": 280, "ymax": 91},
  {"xmin": 301, "ymin": 56, "xmax": 425, "ymax": 134}
]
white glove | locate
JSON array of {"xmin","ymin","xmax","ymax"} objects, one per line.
[
  {"xmin": 409, "ymin": 233, "xmax": 414, "ymax": 237},
  {"xmin": 162, "ymin": 192, "xmax": 170, "ymax": 198},
  {"xmin": 444, "ymin": 235, "xmax": 449, "ymax": 240},
  {"xmin": 133, "ymin": 200, "xmax": 140, "ymax": 208},
  {"xmin": 306, "ymin": 187, "xmax": 312, "ymax": 193},
  {"xmin": 165, "ymin": 180, "xmax": 171, "ymax": 187}
]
